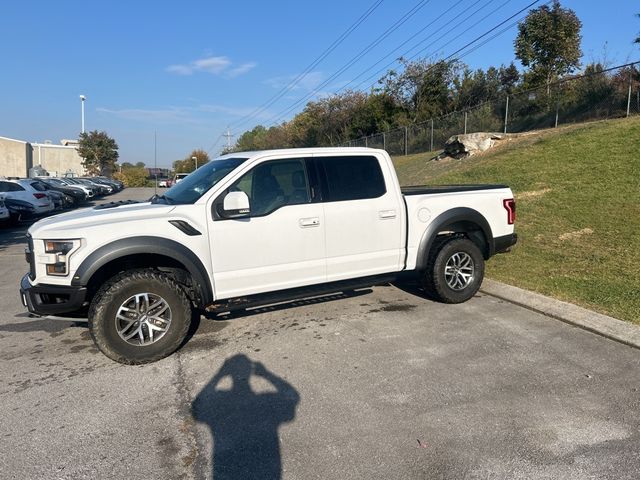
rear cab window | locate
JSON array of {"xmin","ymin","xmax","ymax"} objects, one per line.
[{"xmin": 315, "ymin": 155, "xmax": 386, "ymax": 202}]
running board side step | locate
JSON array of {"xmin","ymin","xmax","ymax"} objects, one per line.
[{"xmin": 205, "ymin": 274, "xmax": 397, "ymax": 314}]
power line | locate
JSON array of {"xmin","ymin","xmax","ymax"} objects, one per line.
[
  {"xmin": 264, "ymin": 0, "xmax": 434, "ymax": 126},
  {"xmin": 205, "ymin": 133, "xmax": 224, "ymax": 155},
  {"xmin": 351, "ymin": 0, "xmax": 512, "ymax": 92},
  {"xmin": 228, "ymin": 0, "xmax": 386, "ymax": 130},
  {"xmin": 416, "ymin": 0, "xmax": 546, "ymax": 74},
  {"xmin": 339, "ymin": 0, "xmax": 484, "ymax": 92},
  {"xmin": 269, "ymin": 0, "xmax": 544, "ymax": 125},
  {"xmin": 404, "ymin": 0, "xmax": 534, "ymax": 67}
]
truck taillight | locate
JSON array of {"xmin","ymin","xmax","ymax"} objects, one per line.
[{"xmin": 503, "ymin": 198, "xmax": 516, "ymax": 225}]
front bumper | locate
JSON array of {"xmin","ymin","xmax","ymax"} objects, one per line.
[{"xmin": 20, "ymin": 274, "xmax": 87, "ymax": 316}]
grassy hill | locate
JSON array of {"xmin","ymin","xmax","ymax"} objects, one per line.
[{"xmin": 392, "ymin": 117, "xmax": 640, "ymax": 324}]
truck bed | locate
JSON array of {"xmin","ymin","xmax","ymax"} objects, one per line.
[{"xmin": 401, "ymin": 184, "xmax": 508, "ymax": 195}]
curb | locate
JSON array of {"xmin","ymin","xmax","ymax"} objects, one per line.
[{"xmin": 480, "ymin": 279, "xmax": 640, "ymax": 350}]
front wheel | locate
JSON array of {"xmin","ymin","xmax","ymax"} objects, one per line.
[
  {"xmin": 422, "ymin": 238, "xmax": 485, "ymax": 304},
  {"xmin": 89, "ymin": 269, "xmax": 193, "ymax": 364}
]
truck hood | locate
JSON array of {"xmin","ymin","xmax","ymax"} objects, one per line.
[{"xmin": 28, "ymin": 202, "xmax": 176, "ymax": 238}]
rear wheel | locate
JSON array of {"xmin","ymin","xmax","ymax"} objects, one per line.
[
  {"xmin": 88, "ymin": 269, "xmax": 192, "ymax": 364},
  {"xmin": 422, "ymin": 237, "xmax": 485, "ymax": 303}
]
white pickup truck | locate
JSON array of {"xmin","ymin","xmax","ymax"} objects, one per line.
[{"xmin": 21, "ymin": 148, "xmax": 516, "ymax": 363}]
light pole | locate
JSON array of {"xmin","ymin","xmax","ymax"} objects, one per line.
[
  {"xmin": 79, "ymin": 95, "xmax": 86, "ymax": 134},
  {"xmin": 192, "ymin": 156, "xmax": 198, "ymax": 171}
]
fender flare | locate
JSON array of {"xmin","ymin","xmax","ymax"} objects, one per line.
[
  {"xmin": 415, "ymin": 207, "xmax": 493, "ymax": 270},
  {"xmin": 71, "ymin": 236, "xmax": 213, "ymax": 305}
]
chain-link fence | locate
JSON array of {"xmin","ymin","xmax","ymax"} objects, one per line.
[{"xmin": 342, "ymin": 62, "xmax": 640, "ymax": 156}]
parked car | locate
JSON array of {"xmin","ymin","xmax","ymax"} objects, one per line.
[
  {"xmin": 158, "ymin": 179, "xmax": 168, "ymax": 188},
  {"xmin": 56, "ymin": 178, "xmax": 95, "ymax": 198},
  {"xmin": 75, "ymin": 178, "xmax": 111, "ymax": 196},
  {"xmin": 46, "ymin": 190, "xmax": 65, "ymax": 210},
  {"xmin": 0, "ymin": 195, "xmax": 10, "ymax": 224},
  {"xmin": 0, "ymin": 180, "xmax": 54, "ymax": 215},
  {"xmin": 4, "ymin": 198, "xmax": 37, "ymax": 224},
  {"xmin": 36, "ymin": 178, "xmax": 88, "ymax": 206},
  {"xmin": 21, "ymin": 147, "xmax": 517, "ymax": 364},
  {"xmin": 79, "ymin": 178, "xmax": 114, "ymax": 194},
  {"xmin": 95, "ymin": 177, "xmax": 124, "ymax": 191},
  {"xmin": 174, "ymin": 173, "xmax": 189, "ymax": 184}
]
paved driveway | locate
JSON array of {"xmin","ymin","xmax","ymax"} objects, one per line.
[{"xmin": 1, "ymin": 188, "xmax": 638, "ymax": 479}]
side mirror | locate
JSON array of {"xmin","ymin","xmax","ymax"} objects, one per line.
[{"xmin": 222, "ymin": 191, "xmax": 250, "ymax": 218}]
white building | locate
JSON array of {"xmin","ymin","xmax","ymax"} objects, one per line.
[
  {"xmin": 31, "ymin": 141, "xmax": 85, "ymax": 177},
  {"xmin": 0, "ymin": 136, "xmax": 85, "ymax": 178}
]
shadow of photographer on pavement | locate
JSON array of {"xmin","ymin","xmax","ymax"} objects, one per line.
[{"xmin": 192, "ymin": 354, "xmax": 300, "ymax": 480}]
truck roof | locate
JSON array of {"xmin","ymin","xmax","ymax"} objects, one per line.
[{"xmin": 216, "ymin": 146, "xmax": 384, "ymax": 161}]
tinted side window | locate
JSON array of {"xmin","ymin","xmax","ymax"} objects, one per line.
[
  {"xmin": 9, "ymin": 183, "xmax": 25, "ymax": 192},
  {"xmin": 319, "ymin": 156, "xmax": 386, "ymax": 202},
  {"xmin": 230, "ymin": 159, "xmax": 310, "ymax": 217},
  {"xmin": 31, "ymin": 182, "xmax": 47, "ymax": 191},
  {"xmin": 0, "ymin": 182, "xmax": 8, "ymax": 192}
]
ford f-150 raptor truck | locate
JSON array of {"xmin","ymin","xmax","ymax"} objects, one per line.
[{"xmin": 21, "ymin": 148, "xmax": 516, "ymax": 364}]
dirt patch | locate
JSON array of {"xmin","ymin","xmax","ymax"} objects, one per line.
[
  {"xmin": 518, "ymin": 188, "xmax": 552, "ymax": 200},
  {"xmin": 559, "ymin": 228, "xmax": 594, "ymax": 241}
]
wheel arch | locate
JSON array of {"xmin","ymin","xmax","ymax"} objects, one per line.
[
  {"xmin": 415, "ymin": 207, "xmax": 493, "ymax": 270},
  {"xmin": 72, "ymin": 237, "xmax": 213, "ymax": 307}
]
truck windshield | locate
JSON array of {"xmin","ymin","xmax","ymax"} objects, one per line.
[{"xmin": 154, "ymin": 157, "xmax": 247, "ymax": 205}]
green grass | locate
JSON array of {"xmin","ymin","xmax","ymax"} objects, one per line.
[{"xmin": 392, "ymin": 118, "xmax": 640, "ymax": 323}]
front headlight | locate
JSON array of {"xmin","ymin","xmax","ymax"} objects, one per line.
[{"xmin": 42, "ymin": 239, "xmax": 81, "ymax": 276}]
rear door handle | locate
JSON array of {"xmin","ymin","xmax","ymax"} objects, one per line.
[
  {"xmin": 299, "ymin": 217, "xmax": 320, "ymax": 228},
  {"xmin": 379, "ymin": 209, "xmax": 396, "ymax": 219}
]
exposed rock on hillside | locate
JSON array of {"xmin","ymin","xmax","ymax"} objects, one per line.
[{"xmin": 439, "ymin": 132, "xmax": 505, "ymax": 159}]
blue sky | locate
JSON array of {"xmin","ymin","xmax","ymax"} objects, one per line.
[{"xmin": 1, "ymin": 0, "xmax": 638, "ymax": 168}]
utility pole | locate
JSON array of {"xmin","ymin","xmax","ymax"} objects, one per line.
[
  {"xmin": 223, "ymin": 127, "xmax": 235, "ymax": 150},
  {"xmin": 79, "ymin": 95, "xmax": 86, "ymax": 134},
  {"xmin": 504, "ymin": 95, "xmax": 510, "ymax": 134},
  {"xmin": 430, "ymin": 119, "xmax": 434, "ymax": 152},
  {"xmin": 154, "ymin": 130, "xmax": 157, "ymax": 195},
  {"xmin": 626, "ymin": 73, "xmax": 633, "ymax": 118},
  {"xmin": 404, "ymin": 126, "xmax": 408, "ymax": 156}
]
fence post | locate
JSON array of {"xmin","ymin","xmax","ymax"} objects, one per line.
[
  {"xmin": 504, "ymin": 95, "xmax": 509, "ymax": 134},
  {"xmin": 464, "ymin": 111, "xmax": 468, "ymax": 134},
  {"xmin": 404, "ymin": 127, "xmax": 408, "ymax": 156},
  {"xmin": 430, "ymin": 119, "xmax": 434, "ymax": 152},
  {"xmin": 555, "ymin": 102, "xmax": 559, "ymax": 128},
  {"xmin": 383, "ymin": 132, "xmax": 386, "ymax": 151},
  {"xmin": 365, "ymin": 136, "xmax": 368, "ymax": 148},
  {"xmin": 627, "ymin": 73, "xmax": 633, "ymax": 118}
]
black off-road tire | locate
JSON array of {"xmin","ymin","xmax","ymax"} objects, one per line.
[
  {"xmin": 88, "ymin": 269, "xmax": 192, "ymax": 364},
  {"xmin": 422, "ymin": 237, "xmax": 485, "ymax": 304}
]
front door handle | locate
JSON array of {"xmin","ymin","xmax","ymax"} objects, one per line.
[
  {"xmin": 379, "ymin": 209, "xmax": 396, "ymax": 220},
  {"xmin": 299, "ymin": 217, "xmax": 320, "ymax": 228}
]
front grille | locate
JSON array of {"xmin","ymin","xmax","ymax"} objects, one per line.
[{"xmin": 26, "ymin": 234, "xmax": 36, "ymax": 280}]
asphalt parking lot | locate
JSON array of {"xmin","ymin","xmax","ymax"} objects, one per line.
[{"xmin": 1, "ymin": 187, "xmax": 639, "ymax": 480}]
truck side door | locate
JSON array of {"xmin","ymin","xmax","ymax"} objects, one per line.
[
  {"xmin": 314, "ymin": 154, "xmax": 405, "ymax": 282},
  {"xmin": 209, "ymin": 157, "xmax": 326, "ymax": 299}
]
